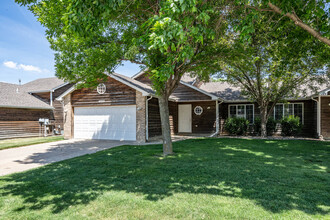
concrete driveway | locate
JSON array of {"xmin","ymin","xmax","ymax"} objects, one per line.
[{"xmin": 0, "ymin": 139, "xmax": 135, "ymax": 176}]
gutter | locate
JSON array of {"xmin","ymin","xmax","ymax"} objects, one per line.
[{"xmin": 0, "ymin": 105, "xmax": 54, "ymax": 110}]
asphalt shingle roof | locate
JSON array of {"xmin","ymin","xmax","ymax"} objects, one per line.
[
  {"xmin": 21, "ymin": 77, "xmax": 66, "ymax": 92},
  {"xmin": 199, "ymin": 82, "xmax": 245, "ymax": 101},
  {"xmin": 0, "ymin": 82, "xmax": 53, "ymax": 109}
]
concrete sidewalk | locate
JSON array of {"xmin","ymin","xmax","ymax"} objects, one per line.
[{"xmin": 0, "ymin": 139, "xmax": 135, "ymax": 176}]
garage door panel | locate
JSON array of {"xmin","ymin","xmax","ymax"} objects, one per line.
[{"xmin": 74, "ymin": 106, "xmax": 136, "ymax": 141}]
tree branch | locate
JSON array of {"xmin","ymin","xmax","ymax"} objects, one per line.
[{"xmin": 267, "ymin": 2, "xmax": 330, "ymax": 46}]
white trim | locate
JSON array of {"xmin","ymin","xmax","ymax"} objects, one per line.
[
  {"xmin": 228, "ymin": 104, "xmax": 254, "ymax": 123},
  {"xmin": 132, "ymin": 68, "xmax": 148, "ymax": 79},
  {"xmin": 50, "ymin": 91, "xmax": 53, "ymax": 106},
  {"xmin": 0, "ymin": 105, "xmax": 53, "ymax": 110},
  {"xmin": 180, "ymin": 81, "xmax": 222, "ymax": 101},
  {"xmin": 28, "ymin": 90, "xmax": 51, "ymax": 93}
]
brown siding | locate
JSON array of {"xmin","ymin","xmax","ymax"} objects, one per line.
[
  {"xmin": 135, "ymin": 74, "xmax": 152, "ymax": 86},
  {"xmin": 321, "ymin": 97, "xmax": 330, "ymax": 138},
  {"xmin": 147, "ymin": 99, "xmax": 216, "ymax": 137},
  {"xmin": 71, "ymin": 78, "xmax": 136, "ymax": 106},
  {"xmin": 32, "ymin": 92, "xmax": 50, "ymax": 105},
  {"xmin": 169, "ymin": 101, "xmax": 178, "ymax": 134},
  {"xmin": 0, "ymin": 108, "xmax": 52, "ymax": 121},
  {"xmin": 147, "ymin": 98, "xmax": 162, "ymax": 138},
  {"xmin": 0, "ymin": 121, "xmax": 41, "ymax": 139},
  {"xmin": 0, "ymin": 108, "xmax": 52, "ymax": 139},
  {"xmin": 179, "ymin": 101, "xmax": 216, "ymax": 133},
  {"xmin": 220, "ymin": 100, "xmax": 316, "ymax": 137},
  {"xmin": 53, "ymin": 100, "xmax": 64, "ymax": 129},
  {"xmin": 53, "ymin": 84, "xmax": 73, "ymax": 99},
  {"xmin": 171, "ymin": 84, "xmax": 211, "ymax": 101}
]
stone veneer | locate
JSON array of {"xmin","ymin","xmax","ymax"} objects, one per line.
[
  {"xmin": 63, "ymin": 94, "xmax": 73, "ymax": 139},
  {"xmin": 136, "ymin": 91, "xmax": 146, "ymax": 143}
]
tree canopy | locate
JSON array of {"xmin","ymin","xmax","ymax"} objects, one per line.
[
  {"xmin": 214, "ymin": 12, "xmax": 329, "ymax": 136},
  {"xmin": 17, "ymin": 0, "xmax": 232, "ymax": 155}
]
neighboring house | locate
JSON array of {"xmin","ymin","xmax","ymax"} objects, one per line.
[
  {"xmin": 0, "ymin": 78, "xmax": 72, "ymax": 139},
  {"xmin": 57, "ymin": 71, "xmax": 330, "ymax": 142}
]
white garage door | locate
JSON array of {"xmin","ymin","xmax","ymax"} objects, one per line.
[{"xmin": 74, "ymin": 106, "xmax": 136, "ymax": 141}]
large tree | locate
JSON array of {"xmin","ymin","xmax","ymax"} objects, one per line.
[
  {"xmin": 235, "ymin": 0, "xmax": 330, "ymax": 46},
  {"xmin": 17, "ymin": 0, "xmax": 230, "ymax": 155},
  {"xmin": 214, "ymin": 14, "xmax": 329, "ymax": 137}
]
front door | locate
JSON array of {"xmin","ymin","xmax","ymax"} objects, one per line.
[{"xmin": 178, "ymin": 104, "xmax": 192, "ymax": 133}]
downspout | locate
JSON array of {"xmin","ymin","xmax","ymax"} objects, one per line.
[
  {"xmin": 50, "ymin": 91, "xmax": 53, "ymax": 106},
  {"xmin": 210, "ymin": 99, "xmax": 223, "ymax": 137},
  {"xmin": 145, "ymin": 96, "xmax": 153, "ymax": 141},
  {"xmin": 311, "ymin": 96, "xmax": 321, "ymax": 138}
]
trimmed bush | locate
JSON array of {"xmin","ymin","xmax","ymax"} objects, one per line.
[
  {"xmin": 254, "ymin": 117, "xmax": 277, "ymax": 136},
  {"xmin": 281, "ymin": 115, "xmax": 302, "ymax": 136},
  {"xmin": 224, "ymin": 117, "xmax": 249, "ymax": 135}
]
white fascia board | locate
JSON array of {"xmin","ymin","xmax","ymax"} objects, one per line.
[
  {"xmin": 179, "ymin": 81, "xmax": 222, "ymax": 101},
  {"xmin": 28, "ymin": 90, "xmax": 51, "ymax": 93},
  {"xmin": 132, "ymin": 68, "xmax": 148, "ymax": 79},
  {"xmin": 0, "ymin": 105, "xmax": 54, "ymax": 110}
]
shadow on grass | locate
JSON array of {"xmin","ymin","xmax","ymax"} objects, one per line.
[{"xmin": 0, "ymin": 138, "xmax": 329, "ymax": 215}]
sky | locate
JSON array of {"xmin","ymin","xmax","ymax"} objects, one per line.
[{"xmin": 0, "ymin": 0, "xmax": 140, "ymax": 85}]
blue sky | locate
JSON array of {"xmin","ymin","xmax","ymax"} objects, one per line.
[{"xmin": 0, "ymin": 0, "xmax": 140, "ymax": 85}]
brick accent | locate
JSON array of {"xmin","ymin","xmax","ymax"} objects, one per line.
[
  {"xmin": 63, "ymin": 94, "xmax": 73, "ymax": 139},
  {"xmin": 136, "ymin": 91, "xmax": 146, "ymax": 143}
]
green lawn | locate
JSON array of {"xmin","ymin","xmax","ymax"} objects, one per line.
[
  {"xmin": 0, "ymin": 136, "xmax": 64, "ymax": 150},
  {"xmin": 0, "ymin": 138, "xmax": 329, "ymax": 219}
]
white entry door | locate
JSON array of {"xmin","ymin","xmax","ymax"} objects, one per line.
[
  {"xmin": 178, "ymin": 104, "xmax": 192, "ymax": 133},
  {"xmin": 74, "ymin": 106, "xmax": 136, "ymax": 141}
]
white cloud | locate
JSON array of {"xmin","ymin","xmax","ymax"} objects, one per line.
[
  {"xmin": 18, "ymin": 64, "xmax": 41, "ymax": 72},
  {"xmin": 3, "ymin": 61, "xmax": 43, "ymax": 73},
  {"xmin": 3, "ymin": 61, "xmax": 18, "ymax": 69}
]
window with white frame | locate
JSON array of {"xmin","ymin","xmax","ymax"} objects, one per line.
[
  {"xmin": 229, "ymin": 104, "xmax": 254, "ymax": 123},
  {"xmin": 272, "ymin": 103, "xmax": 304, "ymax": 123}
]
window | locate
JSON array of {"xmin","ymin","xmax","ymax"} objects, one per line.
[
  {"xmin": 272, "ymin": 103, "xmax": 304, "ymax": 123},
  {"xmin": 97, "ymin": 83, "xmax": 106, "ymax": 94},
  {"xmin": 228, "ymin": 104, "xmax": 254, "ymax": 123},
  {"xmin": 194, "ymin": 106, "xmax": 203, "ymax": 115}
]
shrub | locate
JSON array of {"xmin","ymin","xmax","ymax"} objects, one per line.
[
  {"xmin": 254, "ymin": 117, "xmax": 277, "ymax": 136},
  {"xmin": 224, "ymin": 117, "xmax": 249, "ymax": 135},
  {"xmin": 281, "ymin": 115, "xmax": 302, "ymax": 136}
]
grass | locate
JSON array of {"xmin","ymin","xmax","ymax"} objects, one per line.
[
  {"xmin": 0, "ymin": 138, "xmax": 329, "ymax": 219},
  {"xmin": 0, "ymin": 136, "xmax": 64, "ymax": 150}
]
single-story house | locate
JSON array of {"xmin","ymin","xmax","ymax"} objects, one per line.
[
  {"xmin": 0, "ymin": 78, "xmax": 72, "ymax": 139},
  {"xmin": 56, "ymin": 71, "xmax": 330, "ymax": 142}
]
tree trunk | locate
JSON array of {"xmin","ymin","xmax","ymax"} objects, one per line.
[
  {"xmin": 158, "ymin": 94, "xmax": 173, "ymax": 156},
  {"xmin": 260, "ymin": 107, "xmax": 267, "ymax": 137}
]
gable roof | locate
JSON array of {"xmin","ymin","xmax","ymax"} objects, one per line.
[
  {"xmin": 0, "ymin": 82, "xmax": 53, "ymax": 109},
  {"xmin": 21, "ymin": 77, "xmax": 66, "ymax": 93},
  {"xmin": 56, "ymin": 72, "xmax": 155, "ymax": 101}
]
